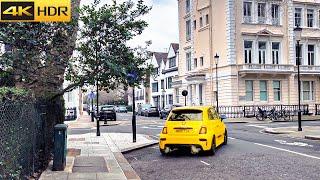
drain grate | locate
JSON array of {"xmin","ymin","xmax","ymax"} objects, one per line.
[{"xmin": 72, "ymin": 156, "xmax": 108, "ymax": 173}]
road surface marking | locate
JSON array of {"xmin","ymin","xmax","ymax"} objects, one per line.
[
  {"xmin": 200, "ymin": 160, "xmax": 210, "ymax": 166},
  {"xmin": 246, "ymin": 125, "xmax": 268, "ymax": 129},
  {"xmin": 275, "ymin": 140, "xmax": 313, "ymax": 147},
  {"xmin": 141, "ymin": 126, "xmax": 163, "ymax": 130},
  {"xmin": 228, "ymin": 137, "xmax": 236, "ymax": 140},
  {"xmin": 254, "ymin": 143, "xmax": 320, "ymax": 160}
]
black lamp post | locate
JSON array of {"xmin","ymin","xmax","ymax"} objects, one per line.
[
  {"xmin": 214, "ymin": 53, "xmax": 219, "ymax": 112},
  {"xmin": 294, "ymin": 26, "xmax": 303, "ymax": 131},
  {"xmin": 127, "ymin": 72, "xmax": 138, "ymax": 143}
]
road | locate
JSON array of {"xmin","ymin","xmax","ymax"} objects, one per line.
[{"xmin": 70, "ymin": 113, "xmax": 320, "ymax": 180}]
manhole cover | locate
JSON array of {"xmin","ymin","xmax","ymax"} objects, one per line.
[{"xmin": 72, "ymin": 156, "xmax": 108, "ymax": 173}]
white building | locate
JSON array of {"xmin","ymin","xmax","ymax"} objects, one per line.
[{"xmin": 63, "ymin": 81, "xmax": 83, "ymax": 119}]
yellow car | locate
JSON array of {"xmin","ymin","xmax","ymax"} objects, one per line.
[{"xmin": 159, "ymin": 106, "xmax": 227, "ymax": 155}]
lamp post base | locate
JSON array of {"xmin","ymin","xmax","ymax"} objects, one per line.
[{"xmin": 298, "ymin": 127, "xmax": 302, "ymax": 131}]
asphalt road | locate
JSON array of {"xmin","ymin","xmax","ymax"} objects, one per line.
[{"xmin": 70, "ymin": 113, "xmax": 320, "ymax": 180}]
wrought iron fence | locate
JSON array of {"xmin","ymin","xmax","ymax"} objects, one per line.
[
  {"xmin": 218, "ymin": 104, "xmax": 310, "ymax": 118},
  {"xmin": 0, "ymin": 101, "xmax": 63, "ymax": 179}
]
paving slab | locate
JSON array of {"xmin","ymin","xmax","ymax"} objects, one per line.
[{"xmin": 72, "ymin": 156, "xmax": 108, "ymax": 173}]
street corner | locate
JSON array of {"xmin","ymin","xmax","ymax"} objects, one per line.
[
  {"xmin": 305, "ymin": 134, "xmax": 320, "ymax": 141},
  {"xmin": 263, "ymin": 126, "xmax": 320, "ymax": 141},
  {"xmin": 263, "ymin": 127, "xmax": 296, "ymax": 134}
]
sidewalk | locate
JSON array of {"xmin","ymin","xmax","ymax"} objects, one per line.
[
  {"xmin": 225, "ymin": 115, "xmax": 320, "ymax": 124},
  {"xmin": 40, "ymin": 115, "xmax": 158, "ymax": 180},
  {"xmin": 263, "ymin": 126, "xmax": 320, "ymax": 140}
]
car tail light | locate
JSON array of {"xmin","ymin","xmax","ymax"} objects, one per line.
[
  {"xmin": 162, "ymin": 127, "xmax": 168, "ymax": 134},
  {"xmin": 199, "ymin": 127, "xmax": 207, "ymax": 134}
]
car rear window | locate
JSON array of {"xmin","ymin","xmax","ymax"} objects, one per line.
[{"xmin": 169, "ymin": 109, "xmax": 203, "ymax": 121}]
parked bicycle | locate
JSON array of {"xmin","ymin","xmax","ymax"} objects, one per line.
[
  {"xmin": 274, "ymin": 108, "xmax": 291, "ymax": 122},
  {"xmin": 255, "ymin": 107, "xmax": 278, "ymax": 121}
]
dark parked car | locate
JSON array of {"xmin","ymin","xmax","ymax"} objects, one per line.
[
  {"xmin": 137, "ymin": 104, "xmax": 152, "ymax": 116},
  {"xmin": 159, "ymin": 104, "xmax": 183, "ymax": 119},
  {"xmin": 143, "ymin": 106, "xmax": 159, "ymax": 117},
  {"xmin": 99, "ymin": 105, "xmax": 117, "ymax": 121}
]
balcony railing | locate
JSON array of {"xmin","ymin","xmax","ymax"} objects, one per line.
[
  {"xmin": 239, "ymin": 64, "xmax": 294, "ymax": 73},
  {"xmin": 296, "ymin": 65, "xmax": 320, "ymax": 73},
  {"xmin": 243, "ymin": 16, "xmax": 252, "ymax": 23}
]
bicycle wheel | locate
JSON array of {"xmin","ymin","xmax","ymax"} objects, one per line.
[
  {"xmin": 256, "ymin": 113, "xmax": 265, "ymax": 121},
  {"xmin": 282, "ymin": 111, "xmax": 290, "ymax": 121}
]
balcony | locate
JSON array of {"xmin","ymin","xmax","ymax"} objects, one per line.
[
  {"xmin": 239, "ymin": 64, "xmax": 294, "ymax": 76},
  {"xmin": 295, "ymin": 65, "xmax": 320, "ymax": 75}
]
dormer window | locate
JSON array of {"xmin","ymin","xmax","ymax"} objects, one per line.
[{"xmin": 169, "ymin": 57, "xmax": 176, "ymax": 68}]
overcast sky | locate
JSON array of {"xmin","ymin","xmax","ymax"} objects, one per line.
[{"xmin": 80, "ymin": 0, "xmax": 179, "ymax": 53}]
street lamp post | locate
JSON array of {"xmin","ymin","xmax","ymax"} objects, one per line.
[
  {"xmin": 294, "ymin": 26, "xmax": 303, "ymax": 132},
  {"xmin": 214, "ymin": 53, "xmax": 219, "ymax": 113},
  {"xmin": 90, "ymin": 91, "xmax": 94, "ymax": 122},
  {"xmin": 127, "ymin": 72, "xmax": 138, "ymax": 143}
]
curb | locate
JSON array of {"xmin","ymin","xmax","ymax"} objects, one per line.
[
  {"xmin": 225, "ymin": 121, "xmax": 249, "ymax": 124},
  {"xmin": 121, "ymin": 141, "xmax": 159, "ymax": 154},
  {"xmin": 263, "ymin": 128, "xmax": 295, "ymax": 134},
  {"xmin": 305, "ymin": 135, "xmax": 320, "ymax": 140}
]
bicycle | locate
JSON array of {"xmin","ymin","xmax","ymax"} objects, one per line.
[
  {"xmin": 274, "ymin": 108, "xmax": 291, "ymax": 122},
  {"xmin": 255, "ymin": 107, "xmax": 278, "ymax": 121}
]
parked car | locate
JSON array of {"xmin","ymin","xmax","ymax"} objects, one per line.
[
  {"xmin": 118, "ymin": 106, "xmax": 128, "ymax": 113},
  {"xmin": 144, "ymin": 106, "xmax": 159, "ymax": 117},
  {"xmin": 137, "ymin": 104, "xmax": 152, "ymax": 116},
  {"xmin": 99, "ymin": 105, "xmax": 117, "ymax": 121},
  {"xmin": 159, "ymin": 104, "xmax": 183, "ymax": 120},
  {"xmin": 159, "ymin": 106, "xmax": 227, "ymax": 155}
]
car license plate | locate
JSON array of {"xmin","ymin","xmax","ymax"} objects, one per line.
[{"xmin": 175, "ymin": 129, "xmax": 190, "ymax": 133}]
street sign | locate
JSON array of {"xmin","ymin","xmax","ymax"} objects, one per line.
[{"xmin": 88, "ymin": 92, "xmax": 96, "ymax": 100}]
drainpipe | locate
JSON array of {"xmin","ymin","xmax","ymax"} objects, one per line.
[{"xmin": 209, "ymin": 0, "xmax": 214, "ymax": 106}]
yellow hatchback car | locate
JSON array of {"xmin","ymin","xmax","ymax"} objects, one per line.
[{"xmin": 159, "ymin": 106, "xmax": 227, "ymax": 155}]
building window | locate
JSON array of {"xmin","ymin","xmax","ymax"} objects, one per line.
[
  {"xmin": 296, "ymin": 44, "xmax": 303, "ymax": 65},
  {"xmin": 194, "ymin": 58, "xmax": 197, "ymax": 68},
  {"xmin": 152, "ymin": 82, "xmax": 158, "ymax": 93},
  {"xmin": 258, "ymin": 42, "xmax": 266, "ymax": 64},
  {"xmin": 67, "ymin": 92, "xmax": 73, "ymax": 102},
  {"xmin": 161, "ymin": 79, "xmax": 164, "ymax": 89},
  {"xmin": 186, "ymin": 52, "xmax": 191, "ymax": 71},
  {"xmin": 243, "ymin": 2, "xmax": 252, "ymax": 23},
  {"xmin": 245, "ymin": 80, "xmax": 253, "ymax": 101},
  {"xmin": 199, "ymin": 84, "xmax": 203, "ymax": 105},
  {"xmin": 302, "ymin": 81, "xmax": 314, "ymax": 101},
  {"xmin": 169, "ymin": 57, "xmax": 176, "ymax": 68},
  {"xmin": 271, "ymin": 4, "xmax": 280, "ymax": 25},
  {"xmin": 295, "ymin": 8, "xmax": 302, "ymax": 27},
  {"xmin": 308, "ymin": 45, "xmax": 315, "ymax": 65},
  {"xmin": 186, "ymin": 0, "xmax": 190, "ymax": 13},
  {"xmin": 200, "ymin": 17, "xmax": 203, "ymax": 27},
  {"xmin": 307, "ymin": 9, "xmax": 314, "ymax": 27},
  {"xmin": 186, "ymin": 20, "xmax": 191, "ymax": 41},
  {"xmin": 205, "ymin": 14, "xmax": 209, "ymax": 25},
  {"xmin": 260, "ymin": 81, "xmax": 268, "ymax": 101},
  {"xmin": 273, "ymin": 81, "xmax": 281, "ymax": 101},
  {"xmin": 200, "ymin": 57, "xmax": 204, "ymax": 66},
  {"xmin": 168, "ymin": 95, "xmax": 173, "ymax": 105},
  {"xmin": 193, "ymin": 20, "xmax": 196, "ymax": 30},
  {"xmin": 272, "ymin": 42, "xmax": 280, "ymax": 64},
  {"xmin": 244, "ymin": 40, "xmax": 252, "ymax": 64},
  {"xmin": 168, "ymin": 77, "xmax": 173, "ymax": 89},
  {"xmin": 175, "ymin": 88, "xmax": 180, "ymax": 103},
  {"xmin": 258, "ymin": 3, "xmax": 266, "ymax": 23}
]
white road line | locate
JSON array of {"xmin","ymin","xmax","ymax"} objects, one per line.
[
  {"xmin": 228, "ymin": 137, "xmax": 236, "ymax": 140},
  {"xmin": 246, "ymin": 124, "xmax": 268, "ymax": 129},
  {"xmin": 200, "ymin": 160, "xmax": 211, "ymax": 166},
  {"xmin": 254, "ymin": 143, "xmax": 320, "ymax": 160}
]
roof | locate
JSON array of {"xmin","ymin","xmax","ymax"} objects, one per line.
[
  {"xmin": 153, "ymin": 52, "xmax": 168, "ymax": 66},
  {"xmin": 171, "ymin": 43, "xmax": 179, "ymax": 54}
]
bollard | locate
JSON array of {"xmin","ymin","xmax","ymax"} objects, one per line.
[{"xmin": 53, "ymin": 124, "xmax": 68, "ymax": 171}]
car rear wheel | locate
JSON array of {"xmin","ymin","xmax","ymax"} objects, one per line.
[
  {"xmin": 223, "ymin": 130, "xmax": 228, "ymax": 145},
  {"xmin": 160, "ymin": 149, "xmax": 166, "ymax": 156},
  {"xmin": 210, "ymin": 136, "xmax": 216, "ymax": 155}
]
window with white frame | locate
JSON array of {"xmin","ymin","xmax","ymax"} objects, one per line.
[
  {"xmin": 168, "ymin": 95, "xmax": 173, "ymax": 105},
  {"xmin": 175, "ymin": 88, "xmax": 180, "ymax": 103},
  {"xmin": 271, "ymin": 4, "xmax": 280, "ymax": 25},
  {"xmin": 272, "ymin": 42, "xmax": 280, "ymax": 64},
  {"xmin": 260, "ymin": 80, "xmax": 268, "ymax": 101},
  {"xmin": 295, "ymin": 8, "xmax": 302, "ymax": 27},
  {"xmin": 258, "ymin": 3, "xmax": 266, "ymax": 23},
  {"xmin": 169, "ymin": 57, "xmax": 176, "ymax": 68},
  {"xmin": 245, "ymin": 80, "xmax": 254, "ymax": 101},
  {"xmin": 186, "ymin": 0, "xmax": 191, "ymax": 14},
  {"xmin": 199, "ymin": 84, "xmax": 203, "ymax": 105},
  {"xmin": 244, "ymin": 40, "xmax": 253, "ymax": 64},
  {"xmin": 205, "ymin": 14, "xmax": 209, "ymax": 25},
  {"xmin": 308, "ymin": 45, "xmax": 315, "ymax": 65},
  {"xmin": 186, "ymin": 20, "xmax": 191, "ymax": 41},
  {"xmin": 273, "ymin": 81, "xmax": 281, "ymax": 101},
  {"xmin": 302, "ymin": 81, "xmax": 314, "ymax": 101},
  {"xmin": 186, "ymin": 52, "xmax": 192, "ymax": 71},
  {"xmin": 200, "ymin": 17, "xmax": 203, "ymax": 27},
  {"xmin": 258, "ymin": 42, "xmax": 266, "ymax": 64},
  {"xmin": 168, "ymin": 77, "xmax": 173, "ymax": 89},
  {"xmin": 307, "ymin": 9, "xmax": 314, "ymax": 27},
  {"xmin": 243, "ymin": 2, "xmax": 252, "ymax": 23}
]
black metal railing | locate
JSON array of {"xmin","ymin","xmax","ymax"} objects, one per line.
[{"xmin": 218, "ymin": 104, "xmax": 310, "ymax": 118}]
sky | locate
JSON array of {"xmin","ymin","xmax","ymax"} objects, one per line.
[{"xmin": 80, "ymin": 0, "xmax": 179, "ymax": 53}]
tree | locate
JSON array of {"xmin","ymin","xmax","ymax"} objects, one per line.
[{"xmin": 65, "ymin": 0, "xmax": 153, "ymax": 96}]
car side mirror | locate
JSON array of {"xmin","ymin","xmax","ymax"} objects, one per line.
[{"xmin": 220, "ymin": 115, "xmax": 227, "ymax": 121}]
